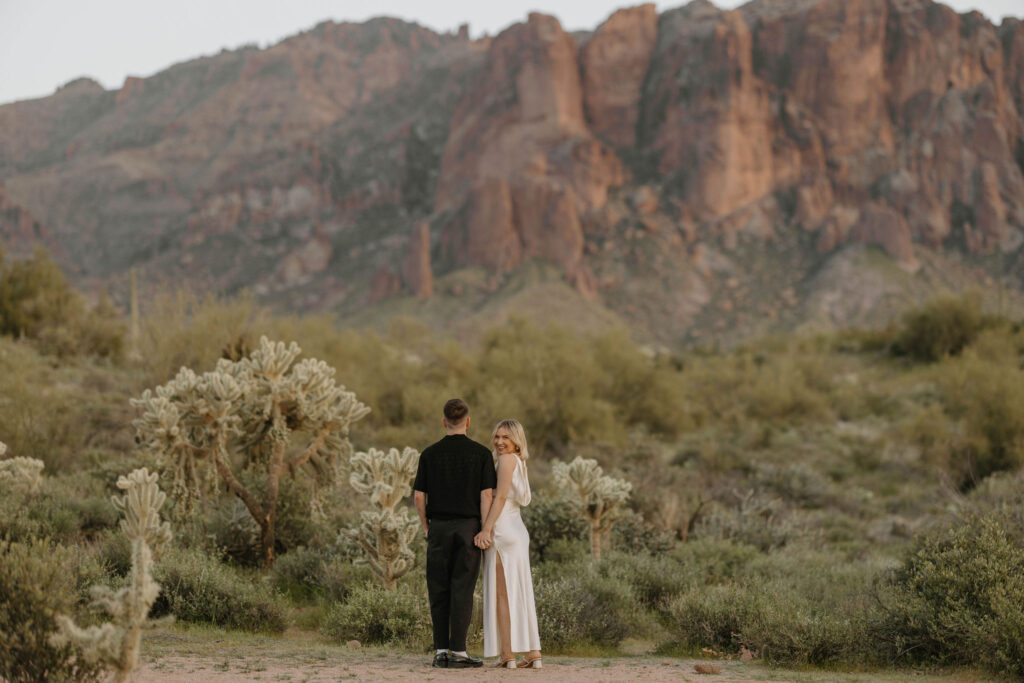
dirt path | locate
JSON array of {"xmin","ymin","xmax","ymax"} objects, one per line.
[
  {"xmin": 135, "ymin": 628, "xmax": 990, "ymax": 683},
  {"xmin": 138, "ymin": 654, "xmax": 765, "ymax": 682}
]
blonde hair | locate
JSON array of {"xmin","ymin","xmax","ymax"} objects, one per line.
[{"xmin": 491, "ymin": 419, "xmax": 530, "ymax": 461}]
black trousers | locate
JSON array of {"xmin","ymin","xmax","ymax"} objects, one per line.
[{"xmin": 425, "ymin": 517, "xmax": 481, "ymax": 651}]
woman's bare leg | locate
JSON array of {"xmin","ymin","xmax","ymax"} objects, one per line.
[{"xmin": 495, "ymin": 552, "xmax": 513, "ymax": 659}]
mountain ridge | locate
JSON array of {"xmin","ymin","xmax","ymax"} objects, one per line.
[{"xmin": 1, "ymin": 0, "xmax": 1023, "ymax": 344}]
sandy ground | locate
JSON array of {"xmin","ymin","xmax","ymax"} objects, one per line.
[
  {"xmin": 132, "ymin": 628, "xmax": 993, "ymax": 683},
  {"xmin": 137, "ymin": 654, "xmax": 768, "ymax": 682}
]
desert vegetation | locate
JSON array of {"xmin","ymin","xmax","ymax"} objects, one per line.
[{"xmin": 2, "ymin": 248, "xmax": 1024, "ymax": 679}]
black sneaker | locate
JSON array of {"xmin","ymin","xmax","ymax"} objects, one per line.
[
  {"xmin": 432, "ymin": 652, "xmax": 449, "ymax": 668},
  {"xmin": 447, "ymin": 653, "xmax": 483, "ymax": 668}
]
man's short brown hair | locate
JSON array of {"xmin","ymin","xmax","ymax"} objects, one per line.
[{"xmin": 443, "ymin": 398, "xmax": 469, "ymax": 424}]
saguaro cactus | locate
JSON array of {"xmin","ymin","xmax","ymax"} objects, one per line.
[
  {"xmin": 132, "ymin": 336, "xmax": 370, "ymax": 566},
  {"xmin": 552, "ymin": 456, "xmax": 632, "ymax": 562},
  {"xmin": 51, "ymin": 468, "xmax": 172, "ymax": 683},
  {"xmin": 343, "ymin": 447, "xmax": 420, "ymax": 589},
  {"xmin": 0, "ymin": 441, "xmax": 45, "ymax": 496}
]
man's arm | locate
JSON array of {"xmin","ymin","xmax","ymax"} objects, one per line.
[
  {"xmin": 414, "ymin": 490, "xmax": 428, "ymax": 534},
  {"xmin": 479, "ymin": 488, "xmax": 493, "ymax": 526},
  {"xmin": 412, "ymin": 451, "xmax": 429, "ymax": 534}
]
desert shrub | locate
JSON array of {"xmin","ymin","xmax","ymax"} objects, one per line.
[
  {"xmin": 597, "ymin": 551, "xmax": 691, "ymax": 611},
  {"xmin": 91, "ymin": 527, "xmax": 133, "ymax": 579},
  {"xmin": 879, "ymin": 512, "xmax": 1024, "ymax": 675},
  {"xmin": 832, "ymin": 326, "xmax": 899, "ymax": 354},
  {"xmin": 666, "ymin": 575, "xmax": 876, "ymax": 665},
  {"xmin": 694, "ymin": 490, "xmax": 801, "ymax": 551},
  {"xmin": 270, "ymin": 546, "xmax": 330, "ymax": 601},
  {"xmin": 137, "ymin": 289, "xmax": 269, "ymax": 385},
  {"xmin": 0, "ymin": 539, "xmax": 106, "ymax": 683},
  {"xmin": 753, "ymin": 461, "xmax": 832, "ymax": 508},
  {"xmin": 938, "ymin": 344, "xmax": 1024, "ymax": 486},
  {"xmin": 321, "ymin": 583, "xmax": 429, "ymax": 646},
  {"xmin": 0, "ymin": 476, "xmax": 119, "ymax": 544},
  {"xmin": 534, "ymin": 573, "xmax": 630, "ymax": 649},
  {"xmin": 895, "ymin": 293, "xmax": 987, "ymax": 362},
  {"xmin": 151, "ymin": 547, "xmax": 286, "ymax": 633},
  {"xmin": 0, "ymin": 247, "xmax": 124, "ymax": 359},
  {"xmin": 740, "ymin": 354, "xmax": 833, "ymax": 424},
  {"xmin": 669, "ymin": 537, "xmax": 761, "ymax": 584},
  {"xmin": 270, "ymin": 548, "xmax": 373, "ymax": 603},
  {"xmin": 666, "ymin": 582, "xmax": 763, "ymax": 653},
  {"xmin": 194, "ymin": 473, "xmax": 335, "ymax": 566},
  {"xmin": 590, "ymin": 328, "xmax": 692, "ymax": 436},
  {"xmin": 608, "ymin": 509, "xmax": 675, "ymax": 555},
  {"xmin": 521, "ymin": 492, "xmax": 587, "ymax": 563},
  {"xmin": 476, "ymin": 318, "xmax": 624, "ymax": 450}
]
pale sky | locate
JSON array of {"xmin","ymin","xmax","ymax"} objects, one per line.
[{"xmin": 1, "ymin": 0, "xmax": 1021, "ymax": 106}]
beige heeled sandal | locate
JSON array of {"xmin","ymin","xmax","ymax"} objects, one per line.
[
  {"xmin": 516, "ymin": 656, "xmax": 542, "ymax": 669},
  {"xmin": 494, "ymin": 656, "xmax": 516, "ymax": 669}
]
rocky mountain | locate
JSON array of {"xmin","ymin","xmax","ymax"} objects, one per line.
[{"xmin": 1, "ymin": 0, "xmax": 1023, "ymax": 344}]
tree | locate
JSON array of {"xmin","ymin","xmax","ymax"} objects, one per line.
[
  {"xmin": 552, "ymin": 456, "xmax": 632, "ymax": 562},
  {"xmin": 343, "ymin": 447, "xmax": 420, "ymax": 589},
  {"xmin": 132, "ymin": 336, "xmax": 370, "ymax": 566},
  {"xmin": 52, "ymin": 468, "xmax": 172, "ymax": 683}
]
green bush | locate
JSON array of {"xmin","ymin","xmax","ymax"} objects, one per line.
[
  {"xmin": 880, "ymin": 512, "xmax": 1024, "ymax": 675},
  {"xmin": 151, "ymin": 547, "xmax": 287, "ymax": 633},
  {"xmin": 597, "ymin": 551, "xmax": 691, "ymax": 611},
  {"xmin": 521, "ymin": 493, "xmax": 587, "ymax": 563},
  {"xmin": 137, "ymin": 289, "xmax": 268, "ymax": 385},
  {"xmin": 534, "ymin": 574, "xmax": 630, "ymax": 650},
  {"xmin": 665, "ymin": 577, "xmax": 875, "ymax": 665},
  {"xmin": 270, "ymin": 548, "xmax": 372, "ymax": 603},
  {"xmin": 0, "ymin": 247, "xmax": 124, "ymax": 359},
  {"xmin": 669, "ymin": 537, "xmax": 761, "ymax": 584},
  {"xmin": 609, "ymin": 509, "xmax": 676, "ymax": 556},
  {"xmin": 321, "ymin": 583, "xmax": 429, "ymax": 646},
  {"xmin": 895, "ymin": 293, "xmax": 987, "ymax": 362},
  {"xmin": 939, "ymin": 345, "xmax": 1024, "ymax": 486},
  {"xmin": 0, "ymin": 539, "xmax": 106, "ymax": 683},
  {"xmin": 91, "ymin": 528, "xmax": 132, "ymax": 579},
  {"xmin": 0, "ymin": 477, "xmax": 119, "ymax": 544},
  {"xmin": 694, "ymin": 491, "xmax": 800, "ymax": 551}
]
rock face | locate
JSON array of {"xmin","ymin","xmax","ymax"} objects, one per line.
[
  {"xmin": 581, "ymin": 4, "xmax": 659, "ymax": 149},
  {"xmin": 0, "ymin": 1, "xmax": 1023, "ymax": 342},
  {"xmin": 0, "ymin": 182, "xmax": 66, "ymax": 263},
  {"xmin": 401, "ymin": 222, "xmax": 433, "ymax": 298},
  {"xmin": 436, "ymin": 13, "xmax": 623, "ymax": 279}
]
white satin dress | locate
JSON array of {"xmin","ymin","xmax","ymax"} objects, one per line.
[{"xmin": 483, "ymin": 455, "xmax": 541, "ymax": 657}]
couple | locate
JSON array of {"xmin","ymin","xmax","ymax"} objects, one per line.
[{"xmin": 413, "ymin": 398, "xmax": 542, "ymax": 669}]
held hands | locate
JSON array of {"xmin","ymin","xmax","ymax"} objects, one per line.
[{"xmin": 473, "ymin": 529, "xmax": 493, "ymax": 549}]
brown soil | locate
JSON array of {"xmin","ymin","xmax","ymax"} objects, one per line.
[{"xmin": 137, "ymin": 654, "xmax": 772, "ymax": 682}]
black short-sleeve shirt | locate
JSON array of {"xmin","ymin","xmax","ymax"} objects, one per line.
[{"xmin": 414, "ymin": 434, "xmax": 497, "ymax": 521}]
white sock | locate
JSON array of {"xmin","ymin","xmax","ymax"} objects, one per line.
[
  {"xmin": 436, "ymin": 649, "xmax": 448, "ymax": 656},
  {"xmin": 452, "ymin": 651, "xmax": 468, "ymax": 658}
]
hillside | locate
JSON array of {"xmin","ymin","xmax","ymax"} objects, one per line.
[{"xmin": 1, "ymin": 0, "xmax": 1023, "ymax": 343}]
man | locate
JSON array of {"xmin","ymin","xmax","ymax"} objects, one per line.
[{"xmin": 414, "ymin": 398, "xmax": 497, "ymax": 668}]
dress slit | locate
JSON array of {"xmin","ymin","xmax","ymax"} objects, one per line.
[{"xmin": 494, "ymin": 550, "xmax": 513, "ymax": 657}]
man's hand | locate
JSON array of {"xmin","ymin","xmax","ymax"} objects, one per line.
[{"xmin": 473, "ymin": 529, "xmax": 493, "ymax": 549}]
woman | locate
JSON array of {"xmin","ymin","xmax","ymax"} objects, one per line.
[{"xmin": 474, "ymin": 419, "xmax": 542, "ymax": 669}]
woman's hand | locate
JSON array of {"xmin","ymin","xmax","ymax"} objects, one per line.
[{"xmin": 473, "ymin": 528, "xmax": 493, "ymax": 549}]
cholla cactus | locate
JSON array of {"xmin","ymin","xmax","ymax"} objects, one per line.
[
  {"xmin": 132, "ymin": 336, "xmax": 370, "ymax": 566},
  {"xmin": 0, "ymin": 441, "xmax": 45, "ymax": 496},
  {"xmin": 552, "ymin": 456, "xmax": 632, "ymax": 562},
  {"xmin": 52, "ymin": 468, "xmax": 172, "ymax": 683},
  {"xmin": 343, "ymin": 447, "xmax": 420, "ymax": 589}
]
